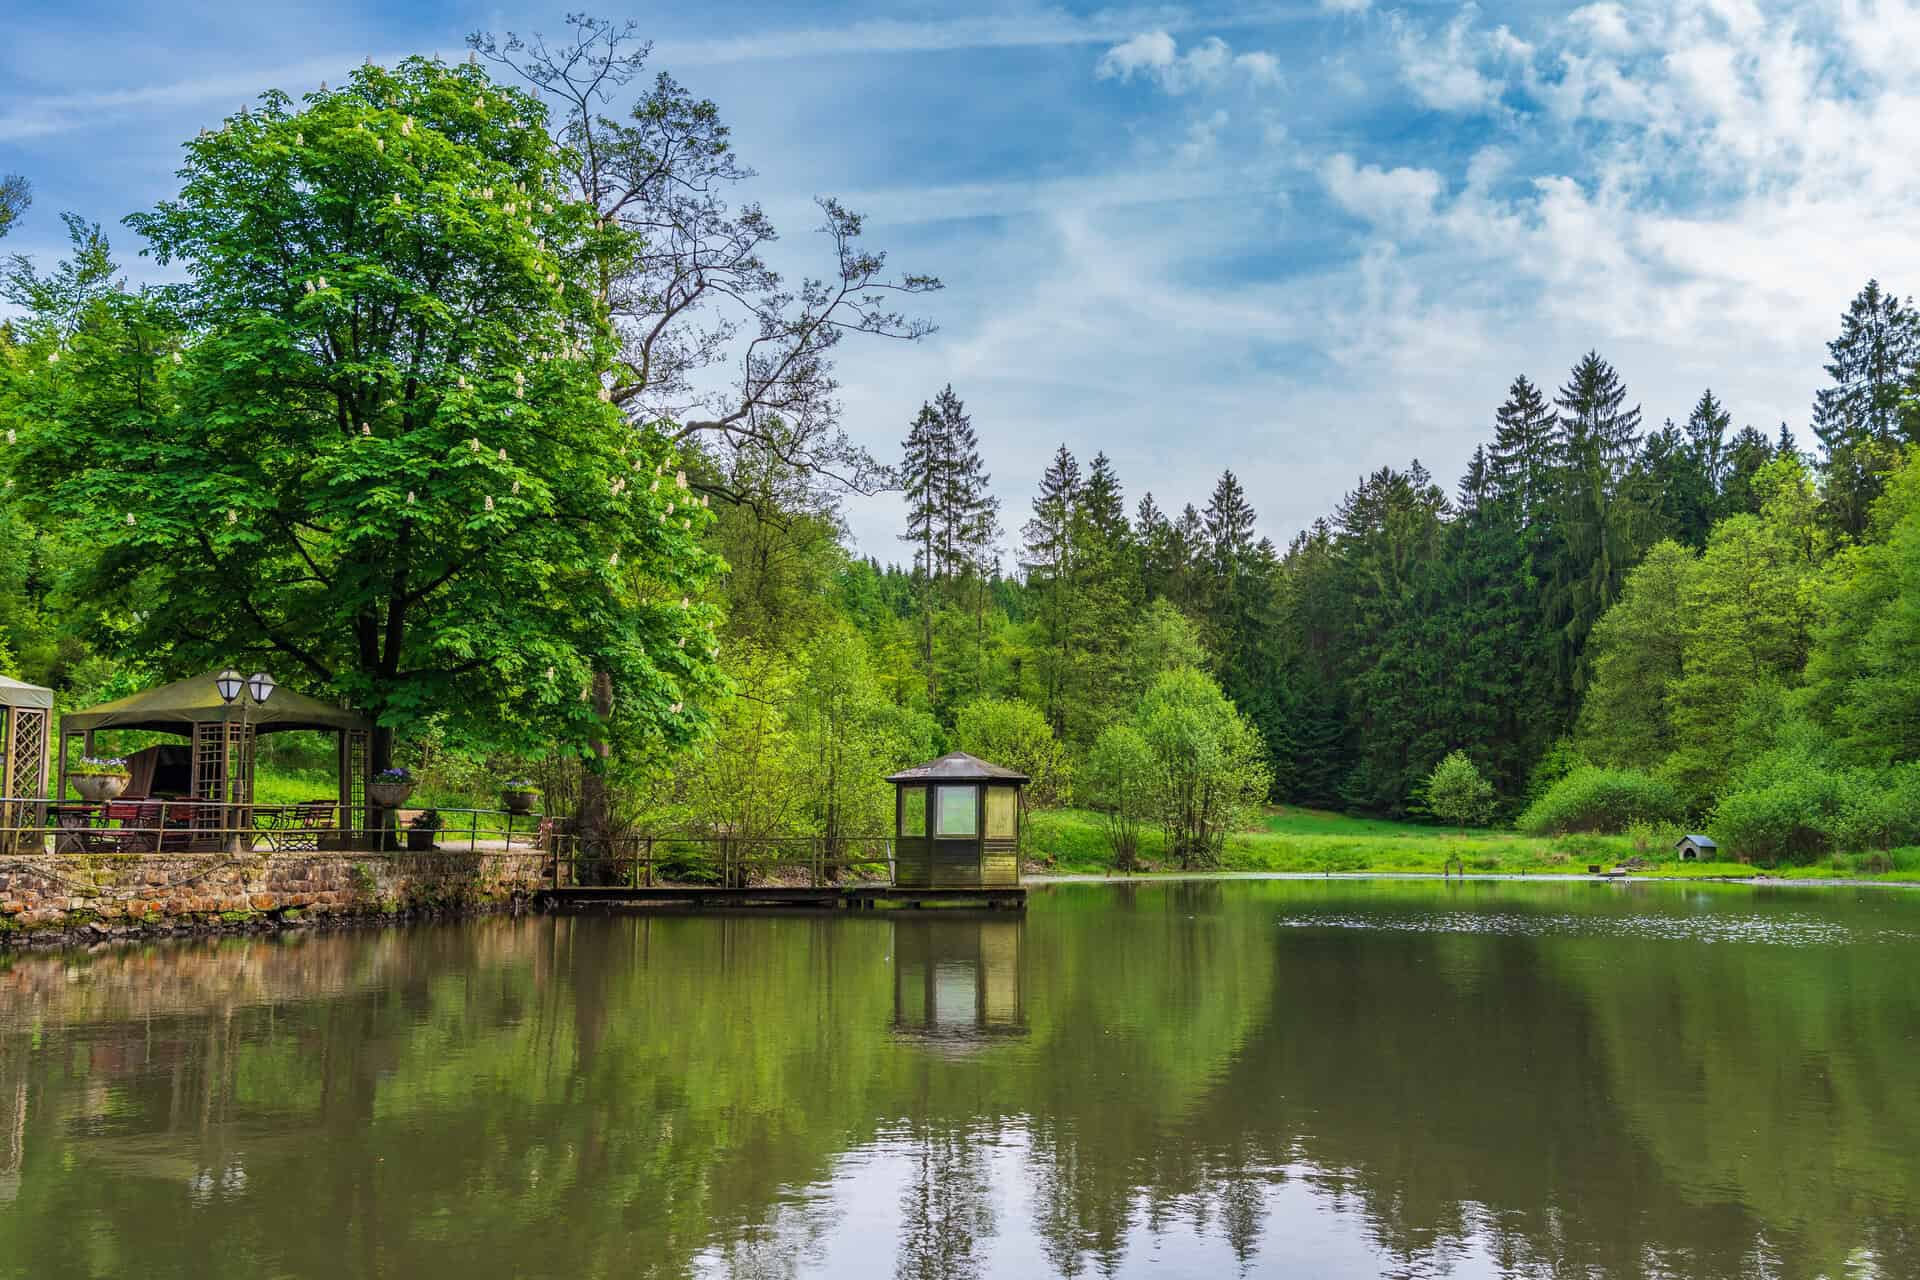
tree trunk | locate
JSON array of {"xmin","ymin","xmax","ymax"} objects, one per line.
[{"xmin": 576, "ymin": 669, "xmax": 616, "ymax": 884}]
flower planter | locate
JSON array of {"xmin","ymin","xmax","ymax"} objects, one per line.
[
  {"xmin": 368, "ymin": 782, "xmax": 415, "ymax": 809},
  {"xmin": 72, "ymin": 774, "xmax": 128, "ymax": 803},
  {"xmin": 502, "ymin": 790, "xmax": 539, "ymax": 815},
  {"xmin": 406, "ymin": 828, "xmax": 438, "ymax": 852}
]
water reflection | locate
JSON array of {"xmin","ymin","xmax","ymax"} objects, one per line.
[
  {"xmin": 891, "ymin": 917, "xmax": 1026, "ymax": 1053},
  {"xmin": 0, "ymin": 884, "xmax": 1918, "ymax": 1278}
]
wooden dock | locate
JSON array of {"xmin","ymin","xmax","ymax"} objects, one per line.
[{"xmin": 536, "ymin": 884, "xmax": 1026, "ymax": 912}]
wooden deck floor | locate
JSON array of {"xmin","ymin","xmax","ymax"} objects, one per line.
[{"xmin": 536, "ymin": 884, "xmax": 1026, "ymax": 911}]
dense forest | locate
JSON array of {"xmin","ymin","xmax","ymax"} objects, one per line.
[{"xmin": 3, "ymin": 22, "xmax": 1920, "ymax": 865}]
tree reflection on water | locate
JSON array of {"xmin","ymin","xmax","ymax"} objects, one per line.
[{"xmin": 1, "ymin": 881, "xmax": 1918, "ymax": 1278}]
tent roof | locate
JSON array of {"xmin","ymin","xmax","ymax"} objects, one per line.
[
  {"xmin": 0, "ymin": 675, "xmax": 53, "ymax": 712},
  {"xmin": 886, "ymin": 751, "xmax": 1029, "ymax": 784},
  {"xmin": 60, "ymin": 671, "xmax": 372, "ymax": 735}
]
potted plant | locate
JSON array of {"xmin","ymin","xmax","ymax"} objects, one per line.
[
  {"xmin": 368, "ymin": 766, "xmax": 415, "ymax": 809},
  {"xmin": 406, "ymin": 808, "xmax": 443, "ymax": 852},
  {"xmin": 501, "ymin": 778, "xmax": 541, "ymax": 815},
  {"xmin": 70, "ymin": 756, "xmax": 131, "ymax": 803}
]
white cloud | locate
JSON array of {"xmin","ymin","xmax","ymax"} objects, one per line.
[
  {"xmin": 1095, "ymin": 31, "xmax": 1285, "ymax": 94},
  {"xmin": 1320, "ymin": 0, "xmax": 1373, "ymax": 12},
  {"xmin": 1321, "ymin": 154, "xmax": 1443, "ymax": 231},
  {"xmin": 1391, "ymin": 7, "xmax": 1512, "ymax": 111}
]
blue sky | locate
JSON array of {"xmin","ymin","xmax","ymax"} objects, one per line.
[{"xmin": 7, "ymin": 0, "xmax": 1920, "ymax": 556}]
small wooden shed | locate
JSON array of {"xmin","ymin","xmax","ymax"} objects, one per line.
[
  {"xmin": 1676, "ymin": 834, "xmax": 1717, "ymax": 861},
  {"xmin": 886, "ymin": 751, "xmax": 1026, "ymax": 888}
]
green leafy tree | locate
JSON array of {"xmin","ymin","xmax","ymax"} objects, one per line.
[
  {"xmin": 1083, "ymin": 724, "xmax": 1155, "ymax": 869},
  {"xmin": 0, "ymin": 58, "xmax": 722, "ymax": 771},
  {"xmin": 1422, "ymin": 750, "xmax": 1495, "ymax": 828},
  {"xmin": 0, "ymin": 174, "xmax": 27, "ymax": 240},
  {"xmin": 1802, "ymin": 450, "xmax": 1920, "ymax": 763},
  {"xmin": 1578, "ymin": 541, "xmax": 1700, "ymax": 769},
  {"xmin": 954, "ymin": 696, "xmax": 1070, "ymax": 805},
  {"xmin": 1133, "ymin": 667, "xmax": 1270, "ymax": 869}
]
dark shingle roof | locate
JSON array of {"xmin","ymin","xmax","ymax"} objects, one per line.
[{"xmin": 885, "ymin": 751, "xmax": 1029, "ymax": 784}]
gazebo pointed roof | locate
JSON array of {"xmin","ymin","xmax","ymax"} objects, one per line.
[
  {"xmin": 60, "ymin": 671, "xmax": 372, "ymax": 735},
  {"xmin": 886, "ymin": 751, "xmax": 1029, "ymax": 784},
  {"xmin": 0, "ymin": 674, "xmax": 53, "ymax": 711}
]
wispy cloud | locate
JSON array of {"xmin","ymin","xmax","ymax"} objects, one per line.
[
  {"xmin": 658, "ymin": 5, "xmax": 1316, "ymax": 66},
  {"xmin": 0, "ymin": 52, "xmax": 402, "ymax": 142}
]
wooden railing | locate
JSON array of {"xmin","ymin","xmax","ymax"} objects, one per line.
[
  {"xmin": 0, "ymin": 795, "xmax": 568, "ymax": 860},
  {"xmin": 557, "ymin": 834, "xmax": 897, "ymax": 890},
  {"xmin": 0, "ymin": 796, "xmax": 900, "ymax": 891}
]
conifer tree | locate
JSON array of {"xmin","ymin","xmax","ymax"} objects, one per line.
[
  {"xmin": 1488, "ymin": 375, "xmax": 1557, "ymax": 523},
  {"xmin": 1812, "ymin": 280, "xmax": 1920, "ymax": 539},
  {"xmin": 1022, "ymin": 445, "xmax": 1081, "ymax": 737}
]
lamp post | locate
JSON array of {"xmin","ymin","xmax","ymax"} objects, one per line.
[{"xmin": 215, "ymin": 669, "xmax": 275, "ymax": 850}]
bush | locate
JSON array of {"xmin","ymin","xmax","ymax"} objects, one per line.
[
  {"xmin": 1082, "ymin": 725, "xmax": 1155, "ymax": 869},
  {"xmin": 1706, "ymin": 751, "xmax": 1920, "ymax": 864},
  {"xmin": 1422, "ymin": 750, "xmax": 1495, "ymax": 827},
  {"xmin": 1517, "ymin": 766, "xmax": 1684, "ymax": 835}
]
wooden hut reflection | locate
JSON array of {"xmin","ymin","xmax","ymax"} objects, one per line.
[{"xmin": 891, "ymin": 917, "xmax": 1027, "ymax": 1051}]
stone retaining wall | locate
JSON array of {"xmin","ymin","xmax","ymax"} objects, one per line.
[{"xmin": 0, "ymin": 847, "xmax": 550, "ymax": 947}]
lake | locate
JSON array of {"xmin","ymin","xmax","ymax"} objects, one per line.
[{"xmin": 3, "ymin": 879, "xmax": 1919, "ymax": 1278}]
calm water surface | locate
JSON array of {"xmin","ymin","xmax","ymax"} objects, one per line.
[{"xmin": 4, "ymin": 879, "xmax": 1920, "ymax": 1278}]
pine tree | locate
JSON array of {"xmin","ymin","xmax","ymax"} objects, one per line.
[
  {"xmin": 899, "ymin": 400, "xmax": 945, "ymax": 704},
  {"xmin": 1812, "ymin": 280, "xmax": 1920, "ymax": 539},
  {"xmin": 1488, "ymin": 374, "xmax": 1557, "ymax": 524},
  {"xmin": 1022, "ymin": 446, "xmax": 1081, "ymax": 737},
  {"xmin": 1068, "ymin": 452, "xmax": 1140, "ymax": 739},
  {"xmin": 1547, "ymin": 352, "xmax": 1643, "ymax": 718}
]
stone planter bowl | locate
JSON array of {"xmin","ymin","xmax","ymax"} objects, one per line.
[
  {"xmin": 368, "ymin": 782, "xmax": 415, "ymax": 809},
  {"xmin": 502, "ymin": 790, "xmax": 539, "ymax": 815},
  {"xmin": 72, "ymin": 774, "xmax": 129, "ymax": 803}
]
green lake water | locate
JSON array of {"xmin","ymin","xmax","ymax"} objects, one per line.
[{"xmin": 3, "ymin": 879, "xmax": 1920, "ymax": 1278}]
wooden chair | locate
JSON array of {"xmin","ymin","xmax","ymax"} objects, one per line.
[{"xmin": 100, "ymin": 801, "xmax": 163, "ymax": 853}]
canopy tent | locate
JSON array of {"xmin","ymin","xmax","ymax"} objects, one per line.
[
  {"xmin": 0, "ymin": 675, "xmax": 53, "ymax": 713},
  {"xmin": 61, "ymin": 672, "xmax": 369, "ymax": 735},
  {"xmin": 56, "ymin": 671, "xmax": 374, "ymax": 844}
]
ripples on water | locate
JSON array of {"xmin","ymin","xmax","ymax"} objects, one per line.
[{"xmin": 1274, "ymin": 907, "xmax": 1920, "ymax": 946}]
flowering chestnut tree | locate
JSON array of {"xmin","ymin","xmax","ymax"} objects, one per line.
[{"xmin": 0, "ymin": 58, "xmax": 723, "ymax": 768}]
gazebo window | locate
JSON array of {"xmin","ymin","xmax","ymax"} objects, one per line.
[
  {"xmin": 936, "ymin": 785, "xmax": 978, "ymax": 837},
  {"xmin": 899, "ymin": 785, "xmax": 927, "ymax": 837},
  {"xmin": 985, "ymin": 787, "xmax": 1018, "ymax": 840}
]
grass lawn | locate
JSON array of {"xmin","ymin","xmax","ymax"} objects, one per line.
[{"xmin": 1026, "ymin": 805, "xmax": 1920, "ymax": 882}]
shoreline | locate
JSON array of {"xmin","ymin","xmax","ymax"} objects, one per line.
[{"xmin": 1024, "ymin": 869, "xmax": 1920, "ymax": 891}]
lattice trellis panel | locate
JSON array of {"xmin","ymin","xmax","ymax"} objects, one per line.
[
  {"xmin": 343, "ymin": 730, "xmax": 370, "ymax": 837},
  {"xmin": 1, "ymin": 709, "xmax": 49, "ymax": 854},
  {"xmin": 191, "ymin": 721, "xmax": 251, "ymax": 835}
]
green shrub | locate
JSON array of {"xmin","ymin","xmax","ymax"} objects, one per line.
[
  {"xmin": 1421, "ymin": 750, "xmax": 1496, "ymax": 827},
  {"xmin": 1704, "ymin": 738, "xmax": 1909, "ymax": 864},
  {"xmin": 1517, "ymin": 766, "xmax": 1684, "ymax": 835}
]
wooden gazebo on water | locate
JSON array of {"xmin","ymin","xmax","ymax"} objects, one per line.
[
  {"xmin": 57, "ymin": 671, "xmax": 375, "ymax": 843},
  {"xmin": 886, "ymin": 752, "xmax": 1026, "ymax": 889}
]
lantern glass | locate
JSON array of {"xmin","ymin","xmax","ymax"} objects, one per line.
[
  {"xmin": 247, "ymin": 671, "xmax": 276, "ymax": 703},
  {"xmin": 215, "ymin": 670, "xmax": 243, "ymax": 703}
]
